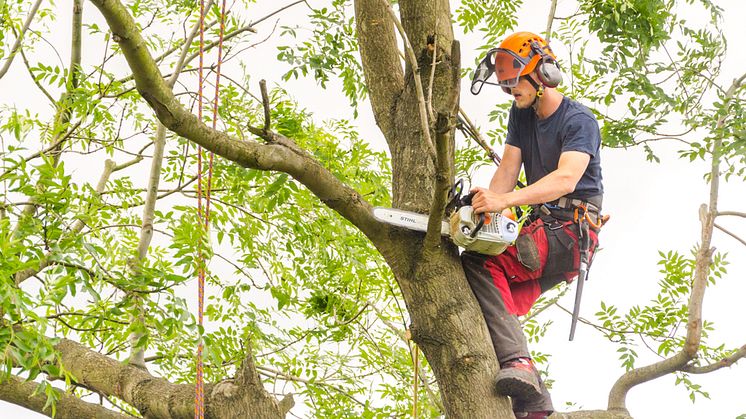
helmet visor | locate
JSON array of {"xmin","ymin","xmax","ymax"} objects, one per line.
[
  {"xmin": 493, "ymin": 49, "xmax": 528, "ymax": 88},
  {"xmin": 470, "ymin": 48, "xmax": 530, "ymax": 95},
  {"xmin": 470, "ymin": 48, "xmax": 498, "ymax": 95}
]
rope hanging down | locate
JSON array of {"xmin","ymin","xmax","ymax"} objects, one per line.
[{"xmin": 195, "ymin": 0, "xmax": 228, "ymax": 418}]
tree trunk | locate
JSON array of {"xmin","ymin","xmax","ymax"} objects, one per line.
[{"xmin": 355, "ymin": 0, "xmax": 513, "ymax": 415}]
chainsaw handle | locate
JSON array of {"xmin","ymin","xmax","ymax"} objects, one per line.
[
  {"xmin": 446, "ymin": 179, "xmax": 466, "ymax": 215},
  {"xmin": 461, "ymin": 191, "xmax": 475, "ymax": 206},
  {"xmin": 450, "ymin": 179, "xmax": 465, "ymax": 201}
]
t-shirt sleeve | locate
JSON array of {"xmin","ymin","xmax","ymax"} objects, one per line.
[
  {"xmin": 505, "ymin": 104, "xmax": 521, "ymax": 147},
  {"xmin": 561, "ymin": 114, "xmax": 600, "ymax": 158}
]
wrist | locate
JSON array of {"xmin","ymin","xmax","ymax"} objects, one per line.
[{"xmin": 503, "ymin": 191, "xmax": 519, "ymax": 209}]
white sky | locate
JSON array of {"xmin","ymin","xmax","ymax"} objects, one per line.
[{"xmin": 1, "ymin": 0, "xmax": 744, "ymax": 418}]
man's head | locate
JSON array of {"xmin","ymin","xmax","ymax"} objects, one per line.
[{"xmin": 470, "ymin": 32, "xmax": 562, "ymax": 97}]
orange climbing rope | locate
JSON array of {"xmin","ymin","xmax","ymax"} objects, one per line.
[{"xmin": 195, "ymin": 0, "xmax": 228, "ymax": 417}]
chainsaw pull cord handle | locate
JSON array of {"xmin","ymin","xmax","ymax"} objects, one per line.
[
  {"xmin": 458, "ymin": 190, "xmax": 487, "ymax": 238},
  {"xmin": 465, "ymin": 192, "xmax": 486, "ymax": 238},
  {"xmin": 471, "ymin": 213, "xmax": 486, "ymax": 238}
]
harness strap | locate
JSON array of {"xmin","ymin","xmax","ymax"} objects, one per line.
[
  {"xmin": 537, "ymin": 195, "xmax": 607, "ymax": 229},
  {"xmin": 557, "ymin": 196, "xmax": 601, "ymax": 213}
]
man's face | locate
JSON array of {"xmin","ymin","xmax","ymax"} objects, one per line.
[{"xmin": 506, "ymin": 75, "xmax": 537, "ymax": 109}]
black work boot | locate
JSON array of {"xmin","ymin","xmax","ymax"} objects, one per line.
[
  {"xmin": 510, "ymin": 364, "xmax": 554, "ymax": 419},
  {"xmin": 495, "ymin": 357, "xmax": 543, "ymax": 400}
]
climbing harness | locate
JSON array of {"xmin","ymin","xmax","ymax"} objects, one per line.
[{"xmin": 195, "ymin": 0, "xmax": 228, "ymax": 417}]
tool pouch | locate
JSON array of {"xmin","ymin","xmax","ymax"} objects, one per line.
[
  {"xmin": 516, "ymin": 234, "xmax": 541, "ymax": 272},
  {"xmin": 543, "ymin": 221, "xmax": 577, "ymax": 276},
  {"xmin": 515, "ymin": 218, "xmax": 545, "ymax": 272}
]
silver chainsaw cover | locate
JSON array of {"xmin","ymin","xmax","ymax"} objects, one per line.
[{"xmin": 449, "ymin": 206, "xmax": 519, "ymax": 255}]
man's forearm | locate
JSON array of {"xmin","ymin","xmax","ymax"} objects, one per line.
[
  {"xmin": 489, "ymin": 167, "xmax": 519, "ymax": 194},
  {"xmin": 503, "ymin": 170, "xmax": 575, "ymax": 207}
]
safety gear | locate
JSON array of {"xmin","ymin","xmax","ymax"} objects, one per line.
[
  {"xmin": 495, "ymin": 357, "xmax": 544, "ymax": 400},
  {"xmin": 471, "ymin": 32, "xmax": 562, "ymax": 95}
]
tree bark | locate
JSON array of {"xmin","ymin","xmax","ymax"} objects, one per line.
[
  {"xmin": 355, "ymin": 0, "xmax": 511, "ymax": 416},
  {"xmin": 55, "ymin": 338, "xmax": 290, "ymax": 418}
]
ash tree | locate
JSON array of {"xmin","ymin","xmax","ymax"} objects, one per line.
[{"xmin": 0, "ymin": 0, "xmax": 743, "ymax": 418}]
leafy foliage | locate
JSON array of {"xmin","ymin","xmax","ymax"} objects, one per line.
[
  {"xmin": 1, "ymin": 0, "xmax": 744, "ymax": 417},
  {"xmin": 277, "ymin": 0, "xmax": 366, "ymax": 114}
]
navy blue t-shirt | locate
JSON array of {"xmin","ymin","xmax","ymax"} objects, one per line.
[{"xmin": 506, "ymin": 96, "xmax": 603, "ymax": 201}]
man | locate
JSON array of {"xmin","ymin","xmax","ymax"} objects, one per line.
[{"xmin": 466, "ymin": 32, "xmax": 604, "ymax": 418}]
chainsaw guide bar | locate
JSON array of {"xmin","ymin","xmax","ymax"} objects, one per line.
[{"xmin": 372, "ymin": 207, "xmax": 451, "ymax": 236}]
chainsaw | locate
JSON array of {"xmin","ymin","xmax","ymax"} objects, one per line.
[{"xmin": 373, "ymin": 180, "xmax": 520, "ymax": 255}]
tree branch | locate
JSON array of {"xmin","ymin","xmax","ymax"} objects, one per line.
[
  {"xmin": 714, "ymin": 222, "xmax": 746, "ymax": 247},
  {"xmin": 378, "ymin": 0, "xmax": 436, "ymax": 164},
  {"xmin": 353, "ymin": 0, "xmax": 404, "ymax": 139},
  {"xmin": 545, "ymin": 0, "xmax": 558, "ymax": 41},
  {"xmin": 129, "ymin": 0, "xmax": 210, "ymax": 370},
  {"xmin": 260, "ymin": 79, "xmax": 271, "ymax": 133},
  {"xmin": 681, "ymin": 344, "xmax": 746, "ymax": 374},
  {"xmin": 88, "ymin": 0, "xmax": 390, "ymax": 249},
  {"xmin": 250, "ymin": 0, "xmax": 307, "ymax": 26},
  {"xmin": 424, "ymin": 41, "xmax": 459, "ymax": 250},
  {"xmin": 0, "ymin": 0, "xmax": 44, "ymax": 79},
  {"xmin": 0, "ymin": 375, "xmax": 128, "ymax": 419},
  {"xmin": 55, "ymin": 338, "xmax": 287, "ymax": 418},
  {"xmin": 606, "ymin": 64, "xmax": 746, "ymax": 414},
  {"xmin": 717, "ymin": 211, "xmax": 746, "ymax": 218}
]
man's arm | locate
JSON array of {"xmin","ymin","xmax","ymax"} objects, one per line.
[
  {"xmin": 471, "ymin": 151, "xmax": 590, "ymax": 214},
  {"xmin": 489, "ymin": 144, "xmax": 522, "ymax": 193}
]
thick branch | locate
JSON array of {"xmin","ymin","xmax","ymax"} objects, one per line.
[
  {"xmin": 424, "ymin": 41, "xmax": 459, "ymax": 249},
  {"xmin": 55, "ymin": 338, "xmax": 286, "ymax": 418},
  {"xmin": 353, "ymin": 0, "xmax": 404, "ymax": 138},
  {"xmin": 0, "ymin": 375, "xmax": 128, "ymax": 419},
  {"xmin": 69, "ymin": 0, "xmax": 83, "ymax": 88},
  {"xmin": 129, "ymin": 0, "xmax": 209, "ymax": 369},
  {"xmin": 89, "ymin": 0, "xmax": 389, "ymax": 247},
  {"xmin": 608, "ymin": 351, "xmax": 691, "ymax": 412},
  {"xmin": 378, "ymin": 0, "xmax": 436, "ymax": 163}
]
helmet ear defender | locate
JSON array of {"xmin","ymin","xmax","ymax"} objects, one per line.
[{"xmin": 529, "ymin": 40, "xmax": 562, "ymax": 88}]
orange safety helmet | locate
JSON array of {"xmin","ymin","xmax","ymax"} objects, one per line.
[{"xmin": 471, "ymin": 32, "xmax": 562, "ymax": 95}]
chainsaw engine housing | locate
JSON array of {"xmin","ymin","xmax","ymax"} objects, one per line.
[{"xmin": 449, "ymin": 206, "xmax": 519, "ymax": 255}]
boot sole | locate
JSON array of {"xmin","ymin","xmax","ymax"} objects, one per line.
[{"xmin": 495, "ymin": 374, "xmax": 543, "ymax": 400}]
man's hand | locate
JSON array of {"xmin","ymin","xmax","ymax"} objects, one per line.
[{"xmin": 470, "ymin": 187, "xmax": 512, "ymax": 214}]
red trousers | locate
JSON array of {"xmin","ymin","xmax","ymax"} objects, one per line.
[{"xmin": 486, "ymin": 217, "xmax": 598, "ymax": 315}]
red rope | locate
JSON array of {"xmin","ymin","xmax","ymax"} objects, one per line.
[
  {"xmin": 195, "ymin": 1, "xmax": 227, "ymax": 417},
  {"xmin": 194, "ymin": 0, "xmax": 206, "ymax": 416}
]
